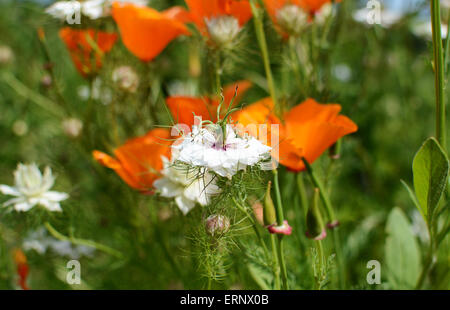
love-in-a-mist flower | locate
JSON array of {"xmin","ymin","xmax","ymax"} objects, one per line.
[
  {"xmin": 93, "ymin": 128, "xmax": 172, "ymax": 192},
  {"xmin": 153, "ymin": 156, "xmax": 222, "ymax": 215},
  {"xmin": 0, "ymin": 163, "xmax": 69, "ymax": 212},
  {"xmin": 185, "ymin": 0, "xmax": 252, "ymax": 47},
  {"xmin": 173, "ymin": 124, "xmax": 271, "ymax": 178},
  {"xmin": 46, "ymin": 0, "xmax": 149, "ymax": 21},
  {"xmin": 111, "ymin": 2, "xmax": 190, "ymax": 61},
  {"xmin": 59, "ymin": 27, "xmax": 117, "ymax": 77},
  {"xmin": 233, "ymin": 98, "xmax": 357, "ymax": 171}
]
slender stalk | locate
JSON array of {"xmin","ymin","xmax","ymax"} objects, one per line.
[
  {"xmin": 272, "ymin": 169, "xmax": 289, "ymax": 289},
  {"xmin": 233, "ymin": 197, "xmax": 270, "ymax": 260},
  {"xmin": 416, "ymin": 227, "xmax": 436, "ymax": 289},
  {"xmin": 315, "ymin": 239, "xmax": 324, "ymax": 290},
  {"xmin": 430, "ymin": 0, "xmax": 447, "ymax": 150},
  {"xmin": 301, "ymin": 158, "xmax": 336, "ymax": 222},
  {"xmin": 250, "ymin": 0, "xmax": 279, "ymax": 112},
  {"xmin": 296, "ymin": 173, "xmax": 309, "ymax": 217},
  {"xmin": 44, "ymin": 222, "xmax": 123, "ymax": 259},
  {"xmin": 270, "ymin": 234, "xmax": 281, "ymax": 290}
]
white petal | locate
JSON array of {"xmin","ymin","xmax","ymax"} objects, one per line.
[
  {"xmin": 154, "ymin": 178, "xmax": 183, "ymax": 198},
  {"xmin": 42, "ymin": 191, "xmax": 69, "ymax": 202},
  {"xmin": 175, "ymin": 195, "xmax": 196, "ymax": 215},
  {"xmin": 0, "ymin": 185, "xmax": 20, "ymax": 196},
  {"xmin": 14, "ymin": 201, "xmax": 35, "ymax": 212}
]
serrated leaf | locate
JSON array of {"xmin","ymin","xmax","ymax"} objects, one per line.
[
  {"xmin": 385, "ymin": 208, "xmax": 421, "ymax": 289},
  {"xmin": 412, "ymin": 137, "xmax": 449, "ymax": 223}
]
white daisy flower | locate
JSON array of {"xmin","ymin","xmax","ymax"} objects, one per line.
[
  {"xmin": 173, "ymin": 124, "xmax": 272, "ymax": 178},
  {"xmin": 0, "ymin": 163, "xmax": 68, "ymax": 212},
  {"xmin": 154, "ymin": 156, "xmax": 222, "ymax": 215}
]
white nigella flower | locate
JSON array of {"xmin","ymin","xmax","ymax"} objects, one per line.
[
  {"xmin": 46, "ymin": 0, "xmax": 148, "ymax": 21},
  {"xmin": 206, "ymin": 16, "xmax": 241, "ymax": 48},
  {"xmin": 154, "ymin": 156, "xmax": 222, "ymax": 215},
  {"xmin": 0, "ymin": 163, "xmax": 68, "ymax": 212},
  {"xmin": 276, "ymin": 4, "xmax": 309, "ymax": 36},
  {"xmin": 173, "ymin": 124, "xmax": 271, "ymax": 178}
]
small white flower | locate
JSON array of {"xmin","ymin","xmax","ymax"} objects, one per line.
[
  {"xmin": 0, "ymin": 163, "xmax": 68, "ymax": 212},
  {"xmin": 276, "ymin": 5, "xmax": 309, "ymax": 36},
  {"xmin": 154, "ymin": 157, "xmax": 222, "ymax": 215},
  {"xmin": 112, "ymin": 65, "xmax": 140, "ymax": 93},
  {"xmin": 206, "ymin": 16, "xmax": 242, "ymax": 48},
  {"xmin": 46, "ymin": 0, "xmax": 148, "ymax": 21},
  {"xmin": 62, "ymin": 118, "xmax": 83, "ymax": 138},
  {"xmin": 412, "ymin": 21, "xmax": 448, "ymax": 40},
  {"xmin": 0, "ymin": 45, "xmax": 14, "ymax": 65},
  {"xmin": 173, "ymin": 124, "xmax": 271, "ymax": 178},
  {"xmin": 45, "ymin": 1, "xmax": 81, "ymax": 21}
]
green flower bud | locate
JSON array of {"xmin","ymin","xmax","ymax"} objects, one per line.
[{"xmin": 263, "ymin": 181, "xmax": 277, "ymax": 227}]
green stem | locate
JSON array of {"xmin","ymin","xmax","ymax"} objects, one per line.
[
  {"xmin": 301, "ymin": 158, "xmax": 336, "ymax": 222},
  {"xmin": 270, "ymin": 234, "xmax": 281, "ymax": 290},
  {"xmin": 296, "ymin": 173, "xmax": 309, "ymax": 217},
  {"xmin": 272, "ymin": 169, "xmax": 289, "ymax": 289},
  {"xmin": 431, "ymin": 0, "xmax": 447, "ymax": 150},
  {"xmin": 250, "ymin": 0, "xmax": 279, "ymax": 112},
  {"xmin": 44, "ymin": 222, "xmax": 123, "ymax": 259},
  {"xmin": 233, "ymin": 197, "xmax": 270, "ymax": 260},
  {"xmin": 315, "ymin": 239, "xmax": 324, "ymax": 290}
]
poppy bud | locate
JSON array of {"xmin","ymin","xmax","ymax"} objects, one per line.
[
  {"xmin": 263, "ymin": 181, "xmax": 277, "ymax": 227},
  {"xmin": 205, "ymin": 214, "xmax": 230, "ymax": 236},
  {"xmin": 305, "ymin": 188, "xmax": 326, "ymax": 240},
  {"xmin": 206, "ymin": 16, "xmax": 241, "ymax": 49}
]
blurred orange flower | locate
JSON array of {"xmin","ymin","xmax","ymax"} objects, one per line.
[
  {"xmin": 300, "ymin": 0, "xmax": 340, "ymax": 13},
  {"xmin": 111, "ymin": 3, "xmax": 190, "ymax": 62},
  {"xmin": 93, "ymin": 128, "xmax": 172, "ymax": 192},
  {"xmin": 166, "ymin": 80, "xmax": 252, "ymax": 127},
  {"xmin": 59, "ymin": 27, "xmax": 117, "ymax": 77},
  {"xmin": 13, "ymin": 249, "xmax": 29, "ymax": 290},
  {"xmin": 185, "ymin": 0, "xmax": 253, "ymax": 32},
  {"xmin": 233, "ymin": 97, "xmax": 357, "ymax": 171}
]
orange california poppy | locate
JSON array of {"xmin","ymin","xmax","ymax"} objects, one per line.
[
  {"xmin": 166, "ymin": 80, "xmax": 252, "ymax": 127},
  {"xmin": 185, "ymin": 0, "xmax": 253, "ymax": 32},
  {"xmin": 93, "ymin": 128, "xmax": 173, "ymax": 192},
  {"xmin": 13, "ymin": 249, "xmax": 29, "ymax": 290},
  {"xmin": 300, "ymin": 0, "xmax": 341, "ymax": 14},
  {"xmin": 111, "ymin": 2, "xmax": 190, "ymax": 62},
  {"xmin": 59, "ymin": 27, "xmax": 117, "ymax": 77},
  {"xmin": 233, "ymin": 97, "xmax": 357, "ymax": 172}
]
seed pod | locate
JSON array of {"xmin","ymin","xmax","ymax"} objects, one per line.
[
  {"xmin": 306, "ymin": 188, "xmax": 326, "ymax": 240},
  {"xmin": 205, "ymin": 214, "xmax": 230, "ymax": 236},
  {"xmin": 263, "ymin": 181, "xmax": 277, "ymax": 227}
]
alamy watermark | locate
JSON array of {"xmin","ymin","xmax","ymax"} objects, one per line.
[{"xmin": 66, "ymin": 259, "xmax": 81, "ymax": 285}]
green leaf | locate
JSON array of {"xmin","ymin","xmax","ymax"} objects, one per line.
[
  {"xmin": 412, "ymin": 137, "xmax": 449, "ymax": 222},
  {"xmin": 400, "ymin": 180, "xmax": 422, "ymax": 215},
  {"xmin": 385, "ymin": 208, "xmax": 421, "ymax": 289}
]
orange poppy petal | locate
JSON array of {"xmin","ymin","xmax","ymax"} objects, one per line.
[
  {"xmin": 166, "ymin": 96, "xmax": 214, "ymax": 127},
  {"xmin": 112, "ymin": 3, "xmax": 190, "ymax": 62},
  {"xmin": 186, "ymin": 0, "xmax": 252, "ymax": 30},
  {"xmin": 223, "ymin": 80, "xmax": 252, "ymax": 108},
  {"xmin": 163, "ymin": 6, "xmax": 193, "ymax": 23},
  {"xmin": 93, "ymin": 129, "xmax": 173, "ymax": 191}
]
